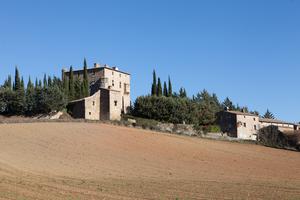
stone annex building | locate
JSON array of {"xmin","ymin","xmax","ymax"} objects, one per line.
[
  {"xmin": 217, "ymin": 109, "xmax": 300, "ymax": 141},
  {"xmin": 63, "ymin": 63, "xmax": 130, "ymax": 121}
]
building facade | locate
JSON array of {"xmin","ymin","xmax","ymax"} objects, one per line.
[
  {"xmin": 217, "ymin": 110, "xmax": 299, "ymax": 140},
  {"xmin": 63, "ymin": 63, "xmax": 130, "ymax": 121}
]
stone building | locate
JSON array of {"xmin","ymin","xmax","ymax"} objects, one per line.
[
  {"xmin": 63, "ymin": 63, "xmax": 130, "ymax": 121},
  {"xmin": 217, "ymin": 110, "xmax": 299, "ymax": 140}
]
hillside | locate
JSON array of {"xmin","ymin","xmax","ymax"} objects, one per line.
[{"xmin": 0, "ymin": 122, "xmax": 299, "ymax": 199}]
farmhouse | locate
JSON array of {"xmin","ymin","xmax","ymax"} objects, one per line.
[
  {"xmin": 63, "ymin": 63, "xmax": 130, "ymax": 121},
  {"xmin": 217, "ymin": 109, "xmax": 299, "ymax": 140}
]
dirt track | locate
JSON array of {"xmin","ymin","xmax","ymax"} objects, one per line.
[{"xmin": 0, "ymin": 122, "xmax": 299, "ymax": 199}]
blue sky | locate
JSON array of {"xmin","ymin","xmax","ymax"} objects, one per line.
[{"xmin": 0, "ymin": 0, "xmax": 299, "ymax": 122}]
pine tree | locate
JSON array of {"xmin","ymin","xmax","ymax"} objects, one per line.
[
  {"xmin": 263, "ymin": 109, "xmax": 275, "ymax": 119},
  {"xmin": 151, "ymin": 70, "xmax": 157, "ymax": 96},
  {"xmin": 157, "ymin": 77, "xmax": 162, "ymax": 96},
  {"xmin": 83, "ymin": 58, "xmax": 89, "ymax": 97},
  {"xmin": 223, "ymin": 97, "xmax": 234, "ymax": 110},
  {"xmin": 163, "ymin": 81, "xmax": 168, "ymax": 96},
  {"xmin": 14, "ymin": 66, "xmax": 21, "ymax": 91},
  {"xmin": 68, "ymin": 66, "xmax": 75, "ymax": 101},
  {"xmin": 168, "ymin": 76, "xmax": 172, "ymax": 97}
]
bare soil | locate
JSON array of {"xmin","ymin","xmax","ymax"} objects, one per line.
[{"xmin": 0, "ymin": 122, "xmax": 299, "ymax": 200}]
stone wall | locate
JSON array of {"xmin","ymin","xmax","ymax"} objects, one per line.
[{"xmin": 84, "ymin": 91, "xmax": 100, "ymax": 120}]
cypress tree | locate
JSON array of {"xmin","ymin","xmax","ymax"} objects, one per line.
[
  {"xmin": 26, "ymin": 77, "xmax": 35, "ymax": 115},
  {"xmin": 21, "ymin": 77, "xmax": 24, "ymax": 90},
  {"xmin": 168, "ymin": 76, "xmax": 172, "ymax": 97},
  {"xmin": 63, "ymin": 73, "xmax": 69, "ymax": 97},
  {"xmin": 163, "ymin": 81, "xmax": 168, "ymax": 96},
  {"xmin": 14, "ymin": 66, "xmax": 21, "ymax": 91},
  {"xmin": 3, "ymin": 75, "xmax": 12, "ymax": 90},
  {"xmin": 157, "ymin": 78, "xmax": 162, "ymax": 96},
  {"xmin": 35, "ymin": 78, "xmax": 39, "ymax": 88},
  {"xmin": 43, "ymin": 74, "xmax": 48, "ymax": 89},
  {"xmin": 68, "ymin": 66, "xmax": 75, "ymax": 101},
  {"xmin": 74, "ymin": 77, "xmax": 82, "ymax": 99},
  {"xmin": 151, "ymin": 70, "xmax": 157, "ymax": 96},
  {"xmin": 83, "ymin": 58, "xmax": 89, "ymax": 97},
  {"xmin": 48, "ymin": 76, "xmax": 52, "ymax": 88},
  {"xmin": 179, "ymin": 87, "xmax": 187, "ymax": 98}
]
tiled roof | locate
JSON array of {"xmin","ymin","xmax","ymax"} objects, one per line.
[
  {"xmin": 225, "ymin": 110, "xmax": 258, "ymax": 117},
  {"xmin": 259, "ymin": 118, "xmax": 298, "ymax": 126}
]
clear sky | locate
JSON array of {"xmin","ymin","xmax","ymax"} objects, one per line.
[{"xmin": 0, "ymin": 0, "xmax": 299, "ymax": 122}]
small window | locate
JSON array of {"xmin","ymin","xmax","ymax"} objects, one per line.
[
  {"xmin": 114, "ymin": 101, "xmax": 117, "ymax": 106},
  {"xmin": 119, "ymin": 74, "xmax": 121, "ymax": 78},
  {"xmin": 119, "ymin": 82, "xmax": 122, "ymax": 88},
  {"xmin": 244, "ymin": 116, "xmax": 246, "ymax": 118},
  {"xmin": 89, "ymin": 112, "xmax": 91, "ymax": 115},
  {"xmin": 112, "ymin": 80, "xmax": 114, "ymax": 86},
  {"xmin": 112, "ymin": 71, "xmax": 114, "ymax": 75},
  {"xmin": 254, "ymin": 125, "xmax": 257, "ymax": 130},
  {"xmin": 243, "ymin": 123, "xmax": 246, "ymax": 127},
  {"xmin": 253, "ymin": 118, "xmax": 256, "ymax": 121},
  {"xmin": 93, "ymin": 101, "xmax": 95, "ymax": 106}
]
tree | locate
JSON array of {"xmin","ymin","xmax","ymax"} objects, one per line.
[
  {"xmin": 44, "ymin": 85, "xmax": 67, "ymax": 112},
  {"xmin": 0, "ymin": 87, "xmax": 8, "ymax": 113},
  {"xmin": 68, "ymin": 66, "xmax": 75, "ymax": 101},
  {"xmin": 222, "ymin": 97, "xmax": 235, "ymax": 110},
  {"xmin": 157, "ymin": 77, "xmax": 162, "ymax": 96},
  {"xmin": 163, "ymin": 81, "xmax": 168, "ymax": 96},
  {"xmin": 179, "ymin": 87, "xmax": 187, "ymax": 98},
  {"xmin": 48, "ymin": 76, "xmax": 52, "ymax": 87},
  {"xmin": 168, "ymin": 76, "xmax": 172, "ymax": 97},
  {"xmin": 83, "ymin": 58, "xmax": 89, "ymax": 97},
  {"xmin": 21, "ymin": 77, "xmax": 24, "ymax": 90},
  {"xmin": 3, "ymin": 75, "xmax": 12, "ymax": 90},
  {"xmin": 25, "ymin": 77, "xmax": 35, "ymax": 115},
  {"xmin": 63, "ymin": 72, "xmax": 69, "ymax": 97},
  {"xmin": 263, "ymin": 109, "xmax": 275, "ymax": 119},
  {"xmin": 151, "ymin": 70, "xmax": 157, "ymax": 96},
  {"xmin": 14, "ymin": 66, "xmax": 21, "ymax": 91},
  {"xmin": 74, "ymin": 77, "xmax": 83, "ymax": 99},
  {"xmin": 43, "ymin": 74, "xmax": 48, "ymax": 89}
]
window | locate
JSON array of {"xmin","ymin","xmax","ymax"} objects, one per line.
[
  {"xmin": 119, "ymin": 74, "xmax": 121, "ymax": 78},
  {"xmin": 253, "ymin": 118, "xmax": 256, "ymax": 121},
  {"xmin": 119, "ymin": 82, "xmax": 122, "ymax": 89},
  {"xmin": 244, "ymin": 116, "xmax": 246, "ymax": 118},
  {"xmin": 112, "ymin": 71, "xmax": 114, "ymax": 75},
  {"xmin": 254, "ymin": 125, "xmax": 257, "ymax": 130},
  {"xmin": 89, "ymin": 112, "xmax": 91, "ymax": 115},
  {"xmin": 112, "ymin": 80, "xmax": 114, "ymax": 86},
  {"xmin": 114, "ymin": 101, "xmax": 118, "ymax": 106},
  {"xmin": 243, "ymin": 123, "xmax": 246, "ymax": 127},
  {"xmin": 93, "ymin": 101, "xmax": 95, "ymax": 106}
]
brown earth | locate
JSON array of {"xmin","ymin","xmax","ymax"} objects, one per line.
[{"xmin": 0, "ymin": 122, "xmax": 299, "ymax": 200}]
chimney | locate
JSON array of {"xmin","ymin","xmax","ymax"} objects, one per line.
[
  {"xmin": 94, "ymin": 63, "xmax": 100, "ymax": 68},
  {"xmin": 112, "ymin": 66, "xmax": 119, "ymax": 71}
]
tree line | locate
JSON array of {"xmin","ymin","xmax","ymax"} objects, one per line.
[
  {"xmin": 132, "ymin": 70, "xmax": 276, "ymax": 131},
  {"xmin": 0, "ymin": 59, "xmax": 90, "ymax": 116}
]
